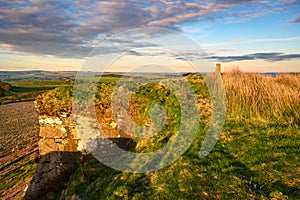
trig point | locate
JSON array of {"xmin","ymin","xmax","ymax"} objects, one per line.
[{"xmin": 215, "ymin": 63, "xmax": 221, "ymax": 74}]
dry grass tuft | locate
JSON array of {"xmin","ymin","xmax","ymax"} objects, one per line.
[{"xmin": 222, "ymin": 71, "xmax": 300, "ymax": 124}]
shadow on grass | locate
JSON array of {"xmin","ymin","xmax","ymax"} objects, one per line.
[
  {"xmin": 24, "ymin": 138, "xmax": 133, "ymax": 200},
  {"xmin": 25, "ymin": 135, "xmax": 299, "ymax": 199},
  {"xmin": 215, "ymin": 146, "xmax": 299, "ymax": 197},
  {"xmin": 12, "ymin": 87, "xmax": 57, "ymax": 93}
]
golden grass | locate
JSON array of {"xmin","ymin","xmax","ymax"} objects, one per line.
[{"xmin": 222, "ymin": 71, "xmax": 300, "ymax": 124}]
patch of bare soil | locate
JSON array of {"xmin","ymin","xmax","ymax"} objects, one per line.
[{"xmin": 0, "ymin": 101, "xmax": 39, "ymax": 200}]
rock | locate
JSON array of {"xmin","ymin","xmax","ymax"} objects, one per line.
[
  {"xmin": 25, "ymin": 95, "xmax": 134, "ymax": 199},
  {"xmin": 24, "ymin": 151, "xmax": 82, "ymax": 200},
  {"xmin": 25, "ymin": 111, "xmax": 83, "ymax": 200}
]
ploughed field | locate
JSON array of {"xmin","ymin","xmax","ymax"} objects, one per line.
[{"xmin": 0, "ymin": 102, "xmax": 39, "ymax": 199}]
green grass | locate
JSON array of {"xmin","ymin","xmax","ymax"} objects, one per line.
[
  {"xmin": 0, "ymin": 160, "xmax": 36, "ymax": 191},
  {"xmin": 34, "ymin": 73, "xmax": 300, "ymax": 199},
  {"xmin": 0, "ymin": 79, "xmax": 71, "ymax": 104},
  {"xmin": 12, "ymin": 86, "xmax": 58, "ymax": 93},
  {"xmin": 58, "ymin": 122, "xmax": 299, "ymax": 199},
  {"xmin": 74, "ymin": 76, "xmax": 120, "ymax": 83},
  {"xmin": 10, "ymin": 80, "xmax": 66, "ymax": 87}
]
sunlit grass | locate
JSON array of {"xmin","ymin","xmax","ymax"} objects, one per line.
[
  {"xmin": 223, "ymin": 72, "xmax": 300, "ymax": 125},
  {"xmin": 0, "ymin": 80, "xmax": 72, "ymax": 104},
  {"xmin": 33, "ymin": 73, "xmax": 300, "ymax": 199}
]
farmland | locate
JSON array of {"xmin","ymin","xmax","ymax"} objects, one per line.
[
  {"xmin": 0, "ymin": 72, "xmax": 299, "ymax": 199},
  {"xmin": 34, "ymin": 73, "xmax": 300, "ymax": 199},
  {"xmin": 0, "ymin": 102, "xmax": 39, "ymax": 199},
  {"xmin": 0, "ymin": 80, "xmax": 71, "ymax": 105},
  {"xmin": 0, "ymin": 77, "xmax": 72, "ymax": 199}
]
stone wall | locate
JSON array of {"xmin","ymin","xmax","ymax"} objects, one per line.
[
  {"xmin": 38, "ymin": 113, "xmax": 79, "ymax": 155},
  {"xmin": 25, "ymin": 112, "xmax": 82, "ymax": 200},
  {"xmin": 25, "ymin": 100, "xmax": 133, "ymax": 199}
]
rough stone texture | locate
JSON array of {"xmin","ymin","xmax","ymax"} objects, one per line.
[
  {"xmin": 25, "ymin": 98, "xmax": 134, "ymax": 199},
  {"xmin": 25, "ymin": 112, "xmax": 82, "ymax": 200},
  {"xmin": 24, "ymin": 151, "xmax": 81, "ymax": 200},
  {"xmin": 38, "ymin": 114, "xmax": 79, "ymax": 155}
]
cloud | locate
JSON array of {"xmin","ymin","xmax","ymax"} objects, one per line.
[
  {"xmin": 214, "ymin": 0, "xmax": 261, "ymax": 4},
  {"xmin": 278, "ymin": 0, "xmax": 299, "ymax": 4},
  {"xmin": 147, "ymin": 3, "xmax": 229, "ymax": 28},
  {"xmin": 0, "ymin": 0, "xmax": 296, "ymax": 58},
  {"xmin": 290, "ymin": 14, "xmax": 300, "ymax": 23},
  {"xmin": 203, "ymin": 36, "xmax": 300, "ymax": 47},
  {"xmin": 209, "ymin": 52, "xmax": 300, "ymax": 62},
  {"xmin": 1, "ymin": 43, "xmax": 14, "ymax": 52}
]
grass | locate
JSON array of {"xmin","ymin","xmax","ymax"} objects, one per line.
[
  {"xmin": 59, "ymin": 122, "xmax": 299, "ymax": 199},
  {"xmin": 0, "ymin": 160, "xmax": 36, "ymax": 191},
  {"xmin": 0, "ymin": 79, "xmax": 71, "ymax": 104},
  {"xmin": 33, "ymin": 73, "xmax": 300, "ymax": 199},
  {"xmin": 35, "ymin": 86, "xmax": 73, "ymax": 116},
  {"xmin": 223, "ymin": 72, "xmax": 300, "ymax": 125},
  {"xmin": 10, "ymin": 80, "xmax": 67, "ymax": 87}
]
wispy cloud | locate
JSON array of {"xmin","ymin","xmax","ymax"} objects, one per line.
[
  {"xmin": 209, "ymin": 52, "xmax": 300, "ymax": 62},
  {"xmin": 203, "ymin": 37, "xmax": 300, "ymax": 47},
  {"xmin": 290, "ymin": 14, "xmax": 300, "ymax": 23},
  {"xmin": 278, "ymin": 0, "xmax": 299, "ymax": 4}
]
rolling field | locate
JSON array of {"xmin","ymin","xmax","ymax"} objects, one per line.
[
  {"xmin": 0, "ymin": 80, "xmax": 69, "ymax": 105},
  {"xmin": 0, "ymin": 73, "xmax": 299, "ymax": 199},
  {"xmin": 34, "ymin": 73, "xmax": 300, "ymax": 199}
]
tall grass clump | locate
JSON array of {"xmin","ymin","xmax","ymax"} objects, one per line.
[{"xmin": 223, "ymin": 71, "xmax": 300, "ymax": 125}]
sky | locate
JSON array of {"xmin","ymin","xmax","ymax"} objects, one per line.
[{"xmin": 0, "ymin": 0, "xmax": 299, "ymax": 72}]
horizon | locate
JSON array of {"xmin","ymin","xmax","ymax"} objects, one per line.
[{"xmin": 1, "ymin": 69, "xmax": 299, "ymax": 74}]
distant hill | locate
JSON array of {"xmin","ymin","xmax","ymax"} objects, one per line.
[{"xmin": 0, "ymin": 71, "xmax": 77, "ymax": 82}]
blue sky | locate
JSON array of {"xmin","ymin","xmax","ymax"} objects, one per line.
[{"xmin": 0, "ymin": 0, "xmax": 299, "ymax": 72}]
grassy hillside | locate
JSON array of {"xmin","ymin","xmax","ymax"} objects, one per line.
[
  {"xmin": 0, "ymin": 71, "xmax": 77, "ymax": 82},
  {"xmin": 0, "ymin": 79, "xmax": 71, "ymax": 104},
  {"xmin": 35, "ymin": 73, "xmax": 300, "ymax": 199}
]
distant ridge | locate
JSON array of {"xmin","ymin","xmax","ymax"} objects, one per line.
[{"xmin": 0, "ymin": 71, "xmax": 77, "ymax": 82}]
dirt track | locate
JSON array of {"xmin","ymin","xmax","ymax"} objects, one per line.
[{"xmin": 0, "ymin": 101, "xmax": 39, "ymax": 199}]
